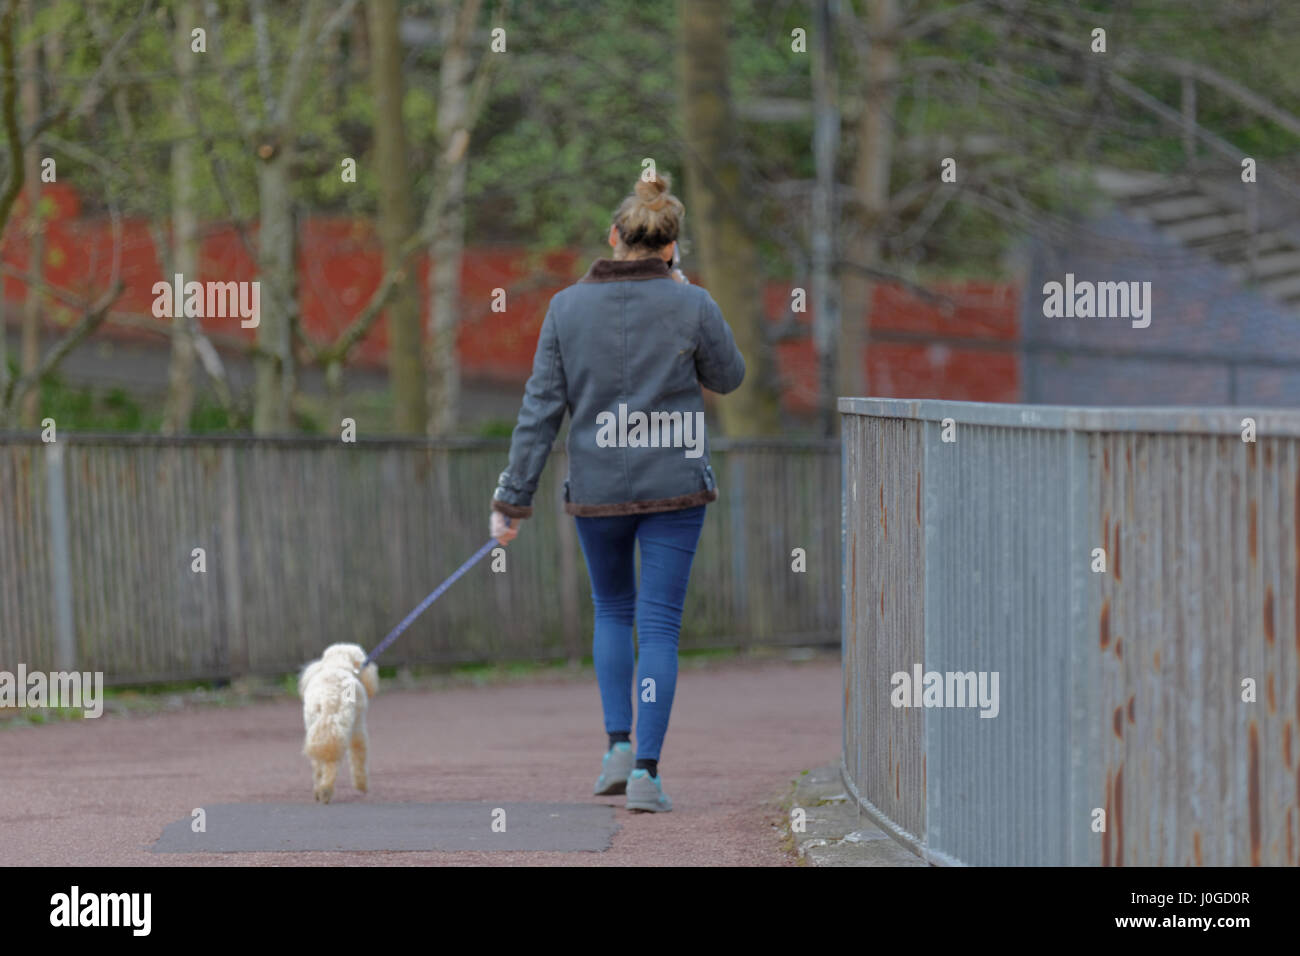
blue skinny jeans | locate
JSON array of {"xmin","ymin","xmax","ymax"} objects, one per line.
[{"xmin": 573, "ymin": 504, "xmax": 706, "ymax": 763}]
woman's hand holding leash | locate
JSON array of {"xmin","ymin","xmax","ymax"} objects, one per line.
[{"xmin": 490, "ymin": 511, "xmax": 518, "ymax": 545}]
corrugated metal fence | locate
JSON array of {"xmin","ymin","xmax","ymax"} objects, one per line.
[
  {"xmin": 0, "ymin": 435, "xmax": 838, "ymax": 683},
  {"xmin": 842, "ymin": 398, "xmax": 1300, "ymax": 866}
]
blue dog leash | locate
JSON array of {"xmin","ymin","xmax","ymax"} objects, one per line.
[{"xmin": 360, "ymin": 523, "xmax": 508, "ymax": 670}]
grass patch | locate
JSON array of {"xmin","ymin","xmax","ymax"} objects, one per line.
[
  {"xmin": 0, "ymin": 705, "xmax": 104, "ymax": 729},
  {"xmin": 20, "ymin": 366, "xmax": 245, "ymax": 433},
  {"xmin": 775, "ymin": 777, "xmax": 808, "ymax": 866}
]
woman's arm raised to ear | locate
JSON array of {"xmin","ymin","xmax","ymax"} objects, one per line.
[{"xmin": 492, "ymin": 304, "xmax": 568, "ymax": 520}]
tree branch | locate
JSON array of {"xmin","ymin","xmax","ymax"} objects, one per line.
[
  {"xmin": 203, "ymin": 0, "xmax": 259, "ymax": 136},
  {"xmin": 0, "ymin": 0, "xmax": 23, "ymax": 233},
  {"xmin": 1, "ymin": 280, "xmax": 125, "ymax": 414},
  {"xmin": 22, "ymin": 0, "xmax": 154, "ymax": 144},
  {"xmin": 250, "ymin": 0, "xmax": 278, "ymax": 120},
  {"xmin": 314, "ymin": 0, "xmax": 499, "ymax": 368},
  {"xmin": 836, "ymin": 260, "xmax": 954, "ymax": 310},
  {"xmin": 901, "ymin": 1, "xmax": 984, "ymax": 40}
]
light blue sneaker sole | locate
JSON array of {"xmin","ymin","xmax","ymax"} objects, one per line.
[
  {"xmin": 625, "ymin": 768, "xmax": 672, "ymax": 812},
  {"xmin": 593, "ymin": 743, "xmax": 634, "ymax": 796}
]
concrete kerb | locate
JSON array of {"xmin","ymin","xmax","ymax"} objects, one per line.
[{"xmin": 784, "ymin": 764, "xmax": 929, "ymax": 867}]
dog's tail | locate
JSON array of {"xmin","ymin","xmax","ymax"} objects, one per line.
[{"xmin": 303, "ymin": 681, "xmax": 359, "ymax": 763}]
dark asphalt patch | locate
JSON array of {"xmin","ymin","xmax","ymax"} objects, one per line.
[{"xmin": 153, "ymin": 802, "xmax": 619, "ymax": 853}]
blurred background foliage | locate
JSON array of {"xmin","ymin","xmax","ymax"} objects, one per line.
[{"xmin": 4, "ymin": 0, "xmax": 1300, "ymax": 434}]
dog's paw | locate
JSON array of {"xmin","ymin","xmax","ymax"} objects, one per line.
[{"xmin": 315, "ymin": 785, "xmax": 334, "ymax": 804}]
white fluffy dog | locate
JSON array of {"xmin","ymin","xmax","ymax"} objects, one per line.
[{"xmin": 297, "ymin": 643, "xmax": 379, "ymax": 804}]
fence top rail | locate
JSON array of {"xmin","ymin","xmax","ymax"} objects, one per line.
[
  {"xmin": 839, "ymin": 397, "xmax": 1300, "ymax": 437},
  {"xmin": 0, "ymin": 432, "xmax": 841, "ymax": 452}
]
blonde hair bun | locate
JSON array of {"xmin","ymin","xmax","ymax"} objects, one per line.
[
  {"xmin": 614, "ymin": 172, "xmax": 685, "ymax": 251},
  {"xmin": 634, "ymin": 173, "xmax": 671, "ymax": 211}
]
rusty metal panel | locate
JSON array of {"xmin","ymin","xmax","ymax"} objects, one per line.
[
  {"xmin": 841, "ymin": 412, "xmax": 926, "ymax": 846},
  {"xmin": 840, "ymin": 397, "xmax": 1300, "ymax": 866},
  {"xmin": 924, "ymin": 423, "xmax": 1078, "ymax": 865},
  {"xmin": 1089, "ymin": 430, "xmax": 1300, "ymax": 865}
]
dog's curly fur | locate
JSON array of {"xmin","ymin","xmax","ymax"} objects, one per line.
[{"xmin": 298, "ymin": 643, "xmax": 379, "ymax": 804}]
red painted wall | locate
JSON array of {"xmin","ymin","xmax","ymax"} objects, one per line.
[{"xmin": 3, "ymin": 184, "xmax": 1021, "ymax": 409}]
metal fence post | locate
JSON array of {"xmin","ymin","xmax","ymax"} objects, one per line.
[
  {"xmin": 44, "ymin": 441, "xmax": 76, "ymax": 671},
  {"xmin": 727, "ymin": 455, "xmax": 749, "ymax": 645},
  {"xmin": 221, "ymin": 445, "xmax": 247, "ymax": 676}
]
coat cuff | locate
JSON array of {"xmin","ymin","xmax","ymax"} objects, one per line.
[{"xmin": 492, "ymin": 499, "xmax": 533, "ymax": 520}]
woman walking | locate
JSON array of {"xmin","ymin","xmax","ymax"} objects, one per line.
[{"xmin": 488, "ymin": 173, "xmax": 745, "ymax": 812}]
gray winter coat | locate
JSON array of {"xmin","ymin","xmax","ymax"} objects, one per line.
[{"xmin": 491, "ymin": 256, "xmax": 746, "ymax": 518}]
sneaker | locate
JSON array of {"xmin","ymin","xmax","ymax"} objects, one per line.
[
  {"xmin": 625, "ymin": 768, "xmax": 672, "ymax": 812},
  {"xmin": 593, "ymin": 742, "xmax": 634, "ymax": 795}
]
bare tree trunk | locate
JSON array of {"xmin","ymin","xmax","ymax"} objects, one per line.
[
  {"xmin": 254, "ymin": 151, "xmax": 296, "ymax": 435},
  {"xmin": 325, "ymin": 356, "xmax": 344, "ymax": 431},
  {"xmin": 18, "ymin": 0, "xmax": 39, "ymax": 427},
  {"xmin": 0, "ymin": 1, "xmax": 7, "ymax": 394},
  {"xmin": 0, "ymin": 0, "xmax": 130, "ymax": 425},
  {"xmin": 811, "ymin": 0, "xmax": 841, "ymax": 436},
  {"xmin": 243, "ymin": 0, "xmax": 356, "ymax": 434},
  {"xmin": 427, "ymin": 158, "xmax": 465, "ymax": 436},
  {"xmin": 0, "ymin": 267, "xmax": 6, "ymax": 391},
  {"xmin": 0, "ymin": 269, "xmax": 6, "ymax": 401},
  {"xmin": 163, "ymin": 0, "xmax": 200, "ymax": 434},
  {"xmin": 678, "ymin": 0, "xmax": 780, "ymax": 436},
  {"xmin": 839, "ymin": 0, "xmax": 899, "ymax": 406},
  {"xmin": 40, "ymin": 12, "xmax": 59, "ymax": 86},
  {"xmin": 425, "ymin": 0, "xmax": 482, "ymax": 437},
  {"xmin": 368, "ymin": 0, "xmax": 425, "ymax": 433}
]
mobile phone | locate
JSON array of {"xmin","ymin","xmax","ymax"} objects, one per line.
[{"xmin": 671, "ymin": 243, "xmax": 689, "ymax": 283}]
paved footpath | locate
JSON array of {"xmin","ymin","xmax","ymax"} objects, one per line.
[{"xmin": 0, "ymin": 659, "xmax": 839, "ymax": 866}]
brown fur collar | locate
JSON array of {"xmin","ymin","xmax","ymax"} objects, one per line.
[
  {"xmin": 580, "ymin": 257, "xmax": 671, "ymax": 283},
  {"xmin": 491, "ymin": 499, "xmax": 533, "ymax": 520},
  {"xmin": 494, "ymin": 488, "xmax": 716, "ymax": 519},
  {"xmin": 564, "ymin": 488, "xmax": 717, "ymax": 517}
]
